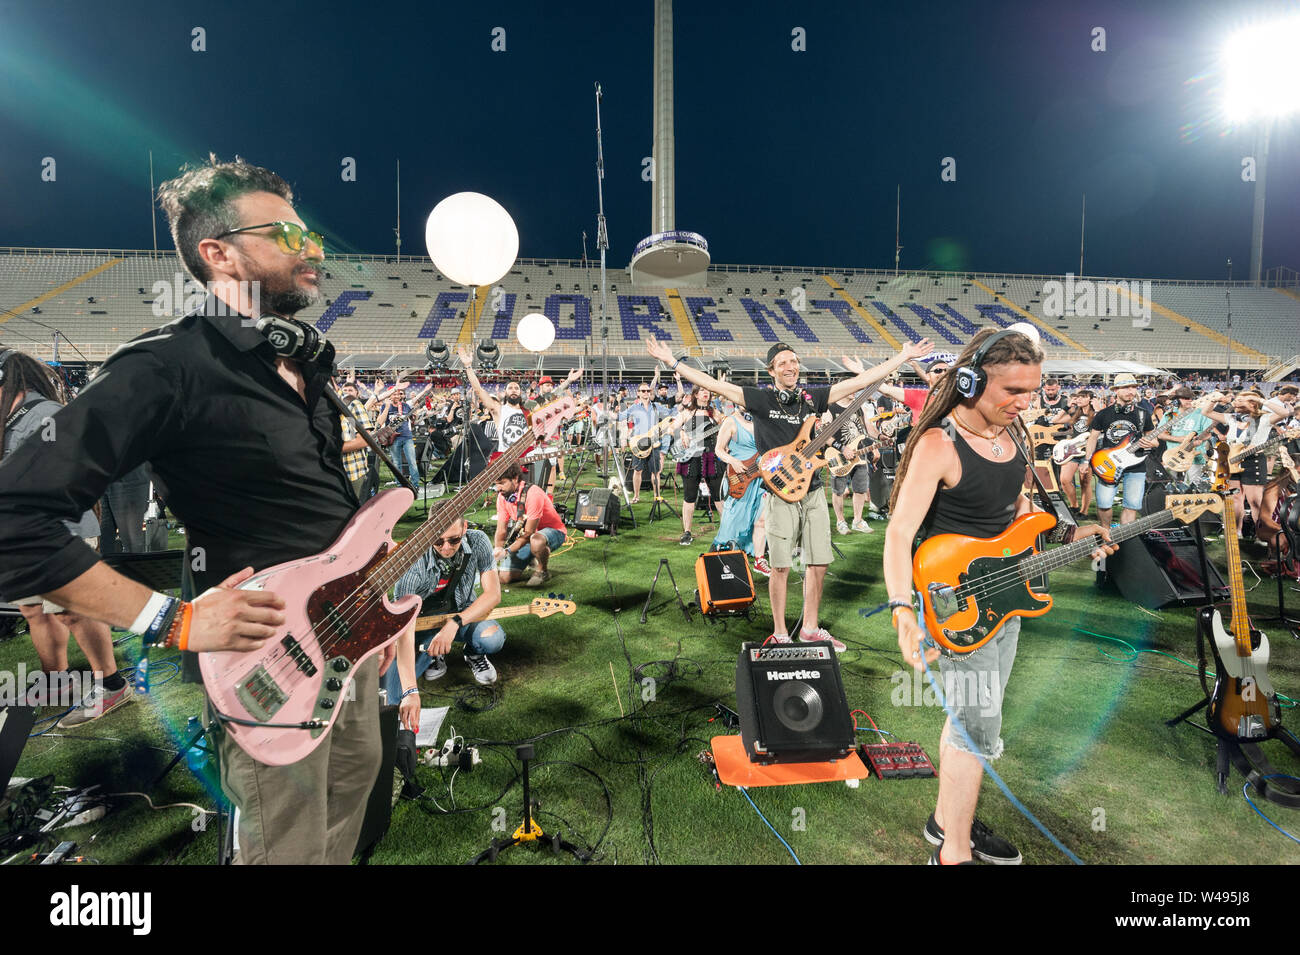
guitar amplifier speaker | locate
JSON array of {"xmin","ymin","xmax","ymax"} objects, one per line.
[
  {"xmin": 695, "ymin": 549, "xmax": 755, "ymax": 616},
  {"xmin": 1106, "ymin": 526, "xmax": 1228, "ymax": 609},
  {"xmin": 735, "ymin": 642, "xmax": 856, "ymax": 765},
  {"xmin": 575, "ymin": 487, "xmax": 620, "ymax": 535}
]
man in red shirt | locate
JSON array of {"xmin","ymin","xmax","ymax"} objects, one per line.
[{"xmin": 494, "ymin": 462, "xmax": 567, "ymax": 586}]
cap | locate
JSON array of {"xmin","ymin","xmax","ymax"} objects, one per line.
[
  {"xmin": 766, "ymin": 342, "xmax": 796, "ymax": 366},
  {"xmin": 1111, "ymin": 373, "xmax": 1138, "ymax": 388},
  {"xmin": 539, "ymin": 375, "xmax": 553, "ymax": 385}
]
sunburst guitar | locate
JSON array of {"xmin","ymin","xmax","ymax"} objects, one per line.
[{"xmin": 914, "ymin": 493, "xmax": 1222, "ymax": 654}]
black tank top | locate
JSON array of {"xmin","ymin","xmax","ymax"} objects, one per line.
[{"xmin": 920, "ymin": 418, "xmax": 1026, "ymax": 542}]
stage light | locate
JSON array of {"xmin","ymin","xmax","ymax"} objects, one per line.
[
  {"xmin": 475, "ymin": 340, "xmax": 500, "ymax": 371},
  {"xmin": 425, "ymin": 339, "xmax": 449, "ymax": 370},
  {"xmin": 517, "ymin": 312, "xmax": 556, "ymax": 352},
  {"xmin": 709, "ymin": 359, "xmax": 730, "ymax": 380},
  {"xmin": 424, "ymin": 192, "xmax": 519, "ymax": 287},
  {"xmin": 1223, "ymin": 16, "xmax": 1300, "ymax": 121}
]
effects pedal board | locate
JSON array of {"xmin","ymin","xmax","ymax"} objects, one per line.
[{"xmin": 858, "ymin": 741, "xmax": 936, "ymax": 779}]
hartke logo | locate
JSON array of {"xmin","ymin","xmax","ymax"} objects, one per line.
[{"xmin": 766, "ymin": 669, "xmax": 821, "ymax": 681}]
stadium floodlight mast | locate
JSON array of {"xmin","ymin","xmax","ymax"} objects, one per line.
[
  {"xmin": 1222, "ymin": 15, "xmax": 1300, "ymax": 285},
  {"xmin": 594, "ymin": 81, "xmax": 611, "ymax": 476}
]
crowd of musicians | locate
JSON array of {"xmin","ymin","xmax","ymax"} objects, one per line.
[{"xmin": 1, "ymin": 156, "xmax": 1297, "ymax": 864}]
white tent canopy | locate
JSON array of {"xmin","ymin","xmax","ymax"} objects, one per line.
[{"xmin": 1042, "ymin": 359, "xmax": 1168, "ymax": 377}]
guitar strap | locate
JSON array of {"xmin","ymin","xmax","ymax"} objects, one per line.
[{"xmin": 422, "ymin": 545, "xmax": 474, "ymax": 616}]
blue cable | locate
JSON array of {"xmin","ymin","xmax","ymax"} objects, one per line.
[
  {"xmin": 919, "ymin": 651, "xmax": 1084, "ymax": 865},
  {"xmin": 737, "ymin": 786, "xmax": 802, "ymax": 865},
  {"xmin": 1242, "ymin": 775, "xmax": 1300, "ymax": 846}
]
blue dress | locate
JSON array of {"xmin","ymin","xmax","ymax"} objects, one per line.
[{"xmin": 712, "ymin": 417, "xmax": 766, "ymax": 555}]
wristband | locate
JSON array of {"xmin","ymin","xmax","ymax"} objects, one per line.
[
  {"xmin": 451, "ymin": 614, "xmax": 464, "ymax": 628},
  {"xmin": 400, "ymin": 687, "xmax": 419, "ymax": 702},
  {"xmin": 131, "ymin": 592, "xmax": 172, "ymax": 636},
  {"xmin": 891, "ymin": 605, "xmax": 913, "ymax": 626},
  {"xmin": 143, "ymin": 596, "xmax": 180, "ymax": 647},
  {"xmin": 153, "ymin": 600, "xmax": 193, "ymax": 650}
]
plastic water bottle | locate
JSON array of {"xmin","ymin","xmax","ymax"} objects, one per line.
[
  {"xmin": 184, "ymin": 716, "xmax": 208, "ymax": 774},
  {"xmin": 133, "ymin": 653, "xmax": 150, "ymax": 695}
]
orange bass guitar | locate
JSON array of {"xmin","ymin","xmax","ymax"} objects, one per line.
[{"xmin": 913, "ymin": 494, "xmax": 1222, "ymax": 654}]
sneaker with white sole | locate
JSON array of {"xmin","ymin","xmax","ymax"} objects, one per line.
[
  {"xmin": 464, "ymin": 653, "xmax": 498, "ymax": 685},
  {"xmin": 679, "ymin": 531, "xmax": 694, "ymax": 546},
  {"xmin": 421, "ymin": 655, "xmax": 448, "ymax": 681},
  {"xmin": 60, "ymin": 681, "xmax": 134, "ymax": 727},
  {"xmin": 527, "ymin": 568, "xmax": 551, "ymax": 587},
  {"xmin": 853, "ymin": 519, "xmax": 872, "ymax": 533},
  {"xmin": 753, "ymin": 557, "xmax": 772, "ymax": 577},
  {"xmin": 799, "ymin": 627, "xmax": 847, "ymax": 654},
  {"xmin": 836, "ymin": 520, "xmax": 850, "ymax": 535},
  {"xmin": 766, "ymin": 632, "xmax": 793, "ymax": 645},
  {"xmin": 923, "ymin": 813, "xmax": 1022, "ymax": 865}
]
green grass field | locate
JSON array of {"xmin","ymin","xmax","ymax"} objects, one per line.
[{"xmin": 6, "ymin": 471, "xmax": 1300, "ymax": 866}]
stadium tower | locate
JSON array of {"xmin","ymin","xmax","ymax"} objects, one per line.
[{"xmin": 629, "ymin": 0, "xmax": 710, "ymax": 288}]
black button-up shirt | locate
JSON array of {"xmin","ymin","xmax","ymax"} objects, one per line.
[{"xmin": 0, "ymin": 304, "xmax": 358, "ymax": 600}]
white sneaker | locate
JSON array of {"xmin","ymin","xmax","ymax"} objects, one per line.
[
  {"xmin": 853, "ymin": 519, "xmax": 873, "ymax": 533},
  {"xmin": 836, "ymin": 520, "xmax": 850, "ymax": 535},
  {"xmin": 422, "ymin": 655, "xmax": 448, "ymax": 681},
  {"xmin": 60, "ymin": 681, "xmax": 134, "ymax": 727},
  {"xmin": 766, "ymin": 632, "xmax": 793, "ymax": 645},
  {"xmin": 465, "ymin": 653, "xmax": 498, "ymax": 685},
  {"xmin": 800, "ymin": 627, "xmax": 847, "ymax": 654}
]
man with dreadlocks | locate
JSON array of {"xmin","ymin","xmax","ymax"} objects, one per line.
[{"xmin": 883, "ymin": 327, "xmax": 1115, "ymax": 865}]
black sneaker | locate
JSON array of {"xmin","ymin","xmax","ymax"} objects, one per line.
[
  {"xmin": 679, "ymin": 531, "xmax": 693, "ymax": 546},
  {"xmin": 923, "ymin": 813, "xmax": 1022, "ymax": 865},
  {"xmin": 926, "ymin": 846, "xmax": 977, "ymax": 865}
]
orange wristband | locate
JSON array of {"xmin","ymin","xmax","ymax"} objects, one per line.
[{"xmin": 176, "ymin": 601, "xmax": 193, "ymax": 652}]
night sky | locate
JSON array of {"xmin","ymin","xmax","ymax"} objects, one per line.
[{"xmin": 1, "ymin": 0, "xmax": 1297, "ymax": 281}]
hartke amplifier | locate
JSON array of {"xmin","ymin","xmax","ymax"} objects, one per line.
[
  {"xmin": 575, "ymin": 487, "xmax": 620, "ymax": 535},
  {"xmin": 734, "ymin": 642, "xmax": 855, "ymax": 765},
  {"xmin": 695, "ymin": 549, "xmax": 755, "ymax": 616},
  {"xmin": 1107, "ymin": 525, "xmax": 1229, "ymax": 609}
]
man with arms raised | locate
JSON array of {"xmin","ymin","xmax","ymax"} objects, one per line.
[
  {"xmin": 458, "ymin": 346, "xmax": 580, "ymax": 459},
  {"xmin": 0, "ymin": 157, "xmax": 389, "ymax": 864},
  {"xmin": 885, "ymin": 328, "xmax": 1114, "ymax": 864},
  {"xmin": 647, "ymin": 335, "xmax": 931, "ymax": 649}
]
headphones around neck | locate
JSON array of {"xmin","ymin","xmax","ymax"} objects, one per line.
[
  {"xmin": 953, "ymin": 329, "xmax": 1018, "ymax": 399},
  {"xmin": 776, "ymin": 386, "xmax": 802, "ymax": 406},
  {"xmin": 255, "ymin": 315, "xmax": 335, "ymax": 370}
]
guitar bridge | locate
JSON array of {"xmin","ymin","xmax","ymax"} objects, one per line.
[
  {"xmin": 1238, "ymin": 714, "xmax": 1269, "ymax": 740},
  {"xmin": 236, "ymin": 665, "xmax": 288, "ymax": 722}
]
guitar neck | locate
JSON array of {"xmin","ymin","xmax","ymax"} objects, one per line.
[
  {"xmin": 371, "ymin": 431, "xmax": 533, "ymax": 588},
  {"xmin": 1018, "ymin": 508, "xmax": 1180, "ymax": 578},
  {"xmin": 803, "ymin": 386, "xmax": 881, "ymax": 458},
  {"xmin": 416, "ymin": 603, "xmax": 538, "ymax": 631},
  {"xmin": 1218, "ymin": 491, "xmax": 1253, "ymax": 657}
]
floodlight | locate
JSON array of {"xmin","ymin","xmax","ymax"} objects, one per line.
[{"xmin": 1222, "ymin": 16, "xmax": 1300, "ymax": 122}]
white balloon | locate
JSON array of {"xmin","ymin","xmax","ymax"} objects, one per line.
[
  {"xmin": 1006, "ymin": 321, "xmax": 1041, "ymax": 346},
  {"xmin": 517, "ymin": 312, "xmax": 556, "ymax": 352},
  {"xmin": 424, "ymin": 192, "xmax": 519, "ymax": 287}
]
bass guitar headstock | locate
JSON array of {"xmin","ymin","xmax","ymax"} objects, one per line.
[
  {"xmin": 529, "ymin": 596, "xmax": 577, "ymax": 618},
  {"xmin": 1165, "ymin": 493, "xmax": 1224, "ymax": 524},
  {"xmin": 1213, "ymin": 438, "xmax": 1232, "ymax": 492},
  {"xmin": 529, "ymin": 395, "xmax": 583, "ymax": 443}
]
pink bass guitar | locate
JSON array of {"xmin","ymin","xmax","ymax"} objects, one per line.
[{"xmin": 199, "ymin": 396, "xmax": 580, "ymax": 765}]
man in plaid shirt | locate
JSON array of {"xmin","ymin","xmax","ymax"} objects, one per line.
[{"xmin": 339, "ymin": 379, "xmax": 373, "ymax": 500}]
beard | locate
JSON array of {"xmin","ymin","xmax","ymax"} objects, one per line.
[
  {"xmin": 505, "ymin": 394, "xmax": 522, "ymax": 406},
  {"xmin": 260, "ymin": 267, "xmax": 321, "ymax": 316}
]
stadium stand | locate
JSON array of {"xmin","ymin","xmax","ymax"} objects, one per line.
[{"xmin": 1, "ymin": 249, "xmax": 1295, "ymax": 373}]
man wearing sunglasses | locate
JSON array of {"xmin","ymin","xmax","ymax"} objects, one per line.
[
  {"xmin": 386, "ymin": 517, "xmax": 504, "ymax": 719},
  {"xmin": 0, "ymin": 157, "xmax": 385, "ymax": 865}
]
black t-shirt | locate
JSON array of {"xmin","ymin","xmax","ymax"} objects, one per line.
[
  {"xmin": 1091, "ymin": 403, "xmax": 1153, "ymax": 451},
  {"xmin": 828, "ymin": 401, "xmax": 868, "ymax": 447},
  {"xmin": 742, "ymin": 384, "xmax": 831, "ymax": 492},
  {"xmin": 1037, "ymin": 392, "xmax": 1068, "ymax": 424}
]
